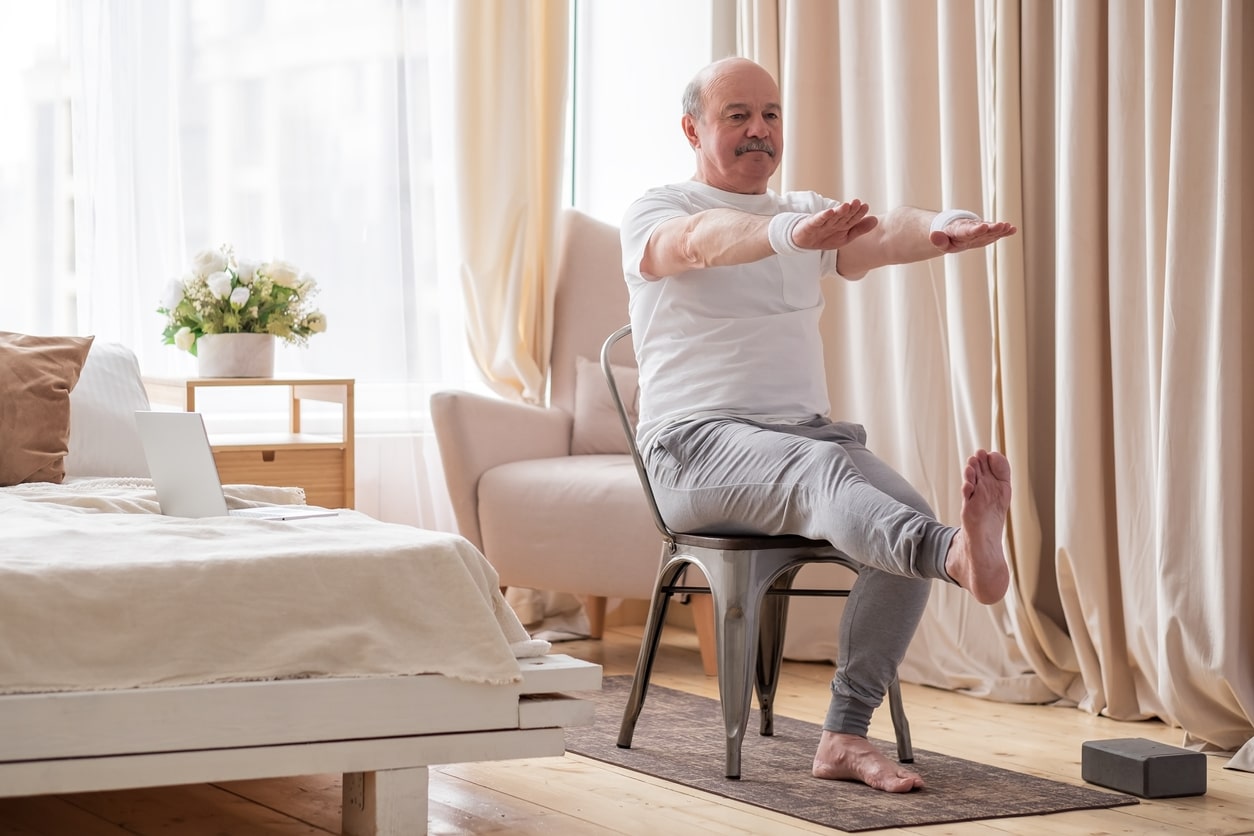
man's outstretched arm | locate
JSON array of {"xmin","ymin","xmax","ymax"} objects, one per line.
[
  {"xmin": 834, "ymin": 206, "xmax": 1017, "ymax": 279},
  {"xmin": 639, "ymin": 200, "xmax": 876, "ymax": 280}
]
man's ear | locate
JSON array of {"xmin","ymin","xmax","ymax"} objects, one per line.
[{"xmin": 681, "ymin": 114, "xmax": 699, "ymax": 149}]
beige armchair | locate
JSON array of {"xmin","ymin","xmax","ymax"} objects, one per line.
[{"xmin": 430, "ymin": 209, "xmax": 660, "ymax": 639}]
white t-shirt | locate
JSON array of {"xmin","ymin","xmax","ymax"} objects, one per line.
[{"xmin": 621, "ymin": 181, "xmax": 841, "ymax": 450}]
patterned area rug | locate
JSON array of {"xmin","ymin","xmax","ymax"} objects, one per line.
[{"xmin": 566, "ymin": 676, "xmax": 1137, "ymax": 832}]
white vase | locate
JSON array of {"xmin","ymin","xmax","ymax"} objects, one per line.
[{"xmin": 196, "ymin": 333, "xmax": 276, "ymax": 378}]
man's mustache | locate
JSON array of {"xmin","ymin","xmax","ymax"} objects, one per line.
[{"xmin": 735, "ymin": 140, "xmax": 776, "ymax": 157}]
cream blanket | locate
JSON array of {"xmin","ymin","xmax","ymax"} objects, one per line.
[{"xmin": 0, "ymin": 479, "xmax": 548, "ymax": 694}]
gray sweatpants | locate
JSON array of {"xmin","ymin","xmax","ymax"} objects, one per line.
[{"xmin": 644, "ymin": 415, "xmax": 959, "ymax": 737}]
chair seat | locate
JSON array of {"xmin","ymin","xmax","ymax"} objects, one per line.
[
  {"xmin": 672, "ymin": 532, "xmax": 834, "ymax": 551},
  {"xmin": 478, "ymin": 454, "xmax": 661, "ymax": 599}
]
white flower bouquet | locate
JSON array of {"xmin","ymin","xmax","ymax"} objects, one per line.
[{"xmin": 159, "ymin": 244, "xmax": 327, "ymax": 355}]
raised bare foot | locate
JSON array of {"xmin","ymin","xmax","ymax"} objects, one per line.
[
  {"xmin": 944, "ymin": 449, "xmax": 1012, "ymax": 604},
  {"xmin": 812, "ymin": 731, "xmax": 924, "ymax": 792}
]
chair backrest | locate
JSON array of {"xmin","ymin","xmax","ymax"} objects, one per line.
[
  {"xmin": 551, "ymin": 209, "xmax": 635, "ymax": 415},
  {"xmin": 601, "ymin": 324, "xmax": 675, "ymax": 541},
  {"xmin": 602, "ymin": 324, "xmax": 837, "ymax": 554}
]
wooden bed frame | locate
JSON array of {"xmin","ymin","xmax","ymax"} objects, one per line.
[{"xmin": 0, "ymin": 653, "xmax": 600, "ymax": 835}]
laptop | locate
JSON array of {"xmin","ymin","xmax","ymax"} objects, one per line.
[{"xmin": 134, "ymin": 410, "xmax": 338, "ymax": 520}]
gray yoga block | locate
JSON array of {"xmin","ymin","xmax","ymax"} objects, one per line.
[{"xmin": 1081, "ymin": 738, "xmax": 1206, "ymax": 798}]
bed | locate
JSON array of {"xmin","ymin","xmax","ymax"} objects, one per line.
[{"xmin": 0, "ymin": 334, "xmax": 601, "ymax": 835}]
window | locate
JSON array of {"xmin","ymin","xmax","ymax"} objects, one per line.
[
  {"xmin": 0, "ymin": 5, "xmax": 74, "ymax": 335},
  {"xmin": 567, "ymin": 0, "xmax": 734, "ymax": 223},
  {"xmin": 4, "ymin": 1, "xmax": 732, "ymax": 418}
]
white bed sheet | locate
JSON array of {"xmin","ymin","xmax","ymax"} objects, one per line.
[{"xmin": 0, "ymin": 478, "xmax": 546, "ymax": 695}]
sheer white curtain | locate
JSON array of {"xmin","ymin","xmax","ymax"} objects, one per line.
[
  {"xmin": 65, "ymin": 0, "xmax": 479, "ymax": 527},
  {"xmin": 0, "ymin": 6, "xmax": 73, "ymax": 336},
  {"xmin": 66, "ymin": 1, "xmax": 184, "ymax": 357}
]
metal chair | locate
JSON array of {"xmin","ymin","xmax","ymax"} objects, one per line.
[{"xmin": 601, "ymin": 324, "xmax": 913, "ymax": 779}]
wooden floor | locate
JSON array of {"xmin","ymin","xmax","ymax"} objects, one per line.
[{"xmin": 2, "ymin": 624, "xmax": 1250, "ymax": 835}]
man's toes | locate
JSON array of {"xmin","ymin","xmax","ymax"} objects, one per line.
[{"xmin": 989, "ymin": 451, "xmax": 1012, "ymax": 481}]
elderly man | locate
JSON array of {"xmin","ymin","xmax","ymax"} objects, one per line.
[{"xmin": 620, "ymin": 57, "xmax": 1017, "ymax": 792}]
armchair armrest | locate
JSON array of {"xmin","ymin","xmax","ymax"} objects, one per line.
[{"xmin": 430, "ymin": 390, "xmax": 572, "ymax": 550}]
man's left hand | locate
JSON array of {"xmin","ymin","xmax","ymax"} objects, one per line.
[{"xmin": 930, "ymin": 218, "xmax": 1018, "ymax": 253}]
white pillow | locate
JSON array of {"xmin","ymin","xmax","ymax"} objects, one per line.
[
  {"xmin": 571, "ymin": 355, "xmax": 639, "ymax": 455},
  {"xmin": 64, "ymin": 342, "xmax": 153, "ymax": 478}
]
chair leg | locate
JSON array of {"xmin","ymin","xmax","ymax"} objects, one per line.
[
  {"xmin": 617, "ymin": 556, "xmax": 687, "ymax": 750},
  {"xmin": 888, "ymin": 677, "xmax": 913, "ymax": 763},
  {"xmin": 714, "ymin": 601, "xmax": 755, "ymax": 779},
  {"xmin": 755, "ymin": 573, "xmax": 796, "ymax": 737},
  {"xmin": 706, "ymin": 551, "xmax": 770, "ymax": 780},
  {"xmin": 690, "ymin": 593, "xmax": 718, "ymax": 677}
]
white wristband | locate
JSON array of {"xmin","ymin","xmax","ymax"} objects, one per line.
[
  {"xmin": 767, "ymin": 212, "xmax": 809, "ymax": 256},
  {"xmin": 930, "ymin": 209, "xmax": 981, "ymax": 234}
]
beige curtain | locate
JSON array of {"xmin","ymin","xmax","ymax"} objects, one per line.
[
  {"xmin": 1042, "ymin": 0, "xmax": 1252, "ymax": 761},
  {"xmin": 741, "ymin": 0, "xmax": 1253, "ymax": 764},
  {"xmin": 450, "ymin": 1, "xmax": 569, "ymax": 404}
]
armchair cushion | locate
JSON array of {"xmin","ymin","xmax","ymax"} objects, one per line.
[
  {"xmin": 571, "ymin": 356, "xmax": 639, "ymax": 455},
  {"xmin": 477, "ymin": 454, "xmax": 660, "ymax": 599}
]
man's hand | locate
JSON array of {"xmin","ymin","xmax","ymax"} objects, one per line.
[
  {"xmin": 793, "ymin": 200, "xmax": 880, "ymax": 251},
  {"xmin": 929, "ymin": 217, "xmax": 1017, "ymax": 253}
]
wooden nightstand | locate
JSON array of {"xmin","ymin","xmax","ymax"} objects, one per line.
[{"xmin": 142, "ymin": 376, "xmax": 355, "ymax": 509}]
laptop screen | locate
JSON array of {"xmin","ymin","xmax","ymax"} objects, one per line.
[{"xmin": 133, "ymin": 410, "xmax": 232, "ymax": 517}]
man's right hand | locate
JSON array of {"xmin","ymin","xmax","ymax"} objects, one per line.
[{"xmin": 792, "ymin": 200, "xmax": 879, "ymax": 251}]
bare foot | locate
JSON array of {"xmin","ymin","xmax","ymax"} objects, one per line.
[
  {"xmin": 944, "ymin": 449, "xmax": 1012, "ymax": 604},
  {"xmin": 812, "ymin": 731, "xmax": 924, "ymax": 792}
]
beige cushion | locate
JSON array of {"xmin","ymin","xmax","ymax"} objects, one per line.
[
  {"xmin": 478, "ymin": 454, "xmax": 660, "ymax": 599},
  {"xmin": 0, "ymin": 331, "xmax": 95, "ymax": 486},
  {"xmin": 65, "ymin": 342, "xmax": 152, "ymax": 478},
  {"xmin": 571, "ymin": 356, "xmax": 638, "ymax": 455}
]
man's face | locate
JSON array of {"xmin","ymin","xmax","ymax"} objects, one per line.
[{"xmin": 684, "ymin": 61, "xmax": 783, "ymax": 195}]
